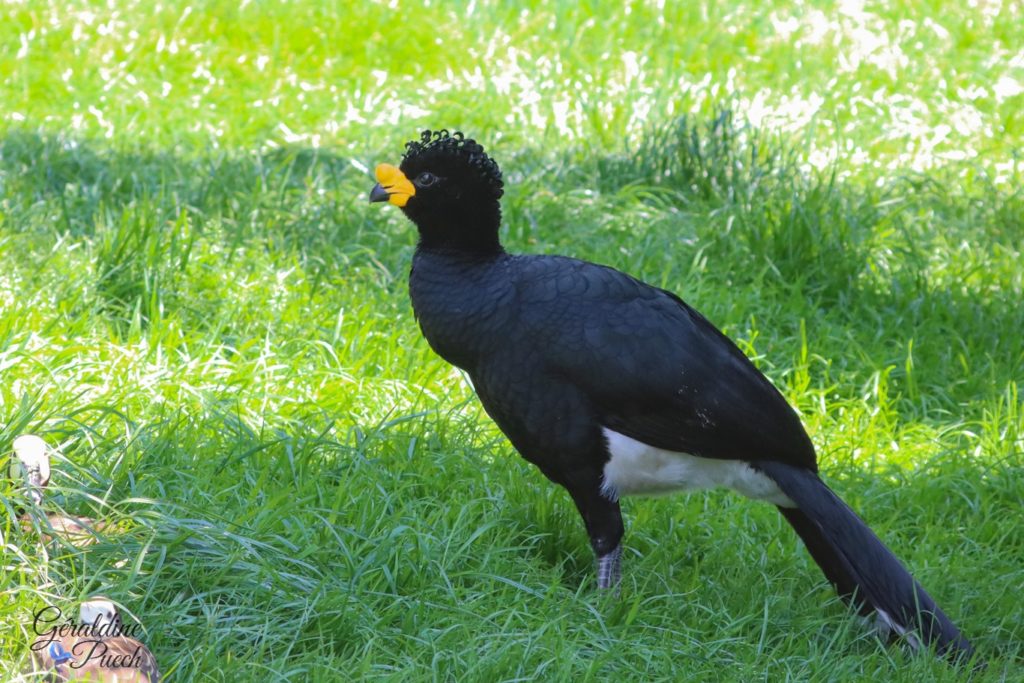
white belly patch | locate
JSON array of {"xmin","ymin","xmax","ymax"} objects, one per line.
[{"xmin": 600, "ymin": 428, "xmax": 795, "ymax": 507}]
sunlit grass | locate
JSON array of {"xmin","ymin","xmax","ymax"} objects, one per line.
[
  {"xmin": 2, "ymin": 0, "xmax": 1021, "ymax": 178},
  {"xmin": 1, "ymin": 1, "xmax": 1022, "ymax": 681}
]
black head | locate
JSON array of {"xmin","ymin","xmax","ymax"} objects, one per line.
[{"xmin": 370, "ymin": 130, "xmax": 504, "ymax": 253}]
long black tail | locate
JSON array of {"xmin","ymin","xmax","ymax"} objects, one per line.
[{"xmin": 756, "ymin": 460, "xmax": 974, "ymax": 660}]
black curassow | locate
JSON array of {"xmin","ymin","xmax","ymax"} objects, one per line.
[{"xmin": 369, "ymin": 129, "xmax": 974, "ymax": 660}]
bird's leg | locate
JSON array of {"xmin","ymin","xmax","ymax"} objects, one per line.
[
  {"xmin": 596, "ymin": 543, "xmax": 622, "ymax": 589},
  {"xmin": 566, "ymin": 478, "xmax": 625, "ymax": 591},
  {"xmin": 24, "ymin": 464, "xmax": 44, "ymax": 506}
]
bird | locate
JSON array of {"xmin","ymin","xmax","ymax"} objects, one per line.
[
  {"xmin": 368, "ymin": 129, "xmax": 974, "ymax": 660},
  {"xmin": 30, "ymin": 596, "xmax": 160, "ymax": 682},
  {"xmin": 9, "ymin": 435, "xmax": 108, "ymax": 547}
]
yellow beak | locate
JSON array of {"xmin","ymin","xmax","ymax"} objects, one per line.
[{"xmin": 369, "ymin": 163, "xmax": 415, "ymax": 207}]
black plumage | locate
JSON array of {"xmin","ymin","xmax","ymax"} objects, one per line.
[{"xmin": 369, "ymin": 129, "xmax": 974, "ymax": 660}]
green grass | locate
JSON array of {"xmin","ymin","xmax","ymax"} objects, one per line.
[{"xmin": 1, "ymin": 1, "xmax": 1022, "ymax": 681}]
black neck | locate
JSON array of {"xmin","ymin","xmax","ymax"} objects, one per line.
[{"xmin": 412, "ymin": 203, "xmax": 503, "ymax": 255}]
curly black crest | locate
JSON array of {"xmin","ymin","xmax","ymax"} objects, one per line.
[{"xmin": 402, "ymin": 130, "xmax": 504, "ymax": 200}]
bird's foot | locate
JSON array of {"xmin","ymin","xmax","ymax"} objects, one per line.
[{"xmin": 596, "ymin": 544, "xmax": 622, "ymax": 590}]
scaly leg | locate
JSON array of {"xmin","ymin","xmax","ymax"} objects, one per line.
[
  {"xmin": 596, "ymin": 543, "xmax": 623, "ymax": 589},
  {"xmin": 566, "ymin": 475, "xmax": 625, "ymax": 590}
]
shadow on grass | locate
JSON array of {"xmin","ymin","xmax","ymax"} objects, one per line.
[
  {"xmin": 544, "ymin": 112, "xmax": 1023, "ymax": 418},
  {"xmin": 2, "ymin": 120, "xmax": 1020, "ymax": 418},
  {"xmin": 4, "ymin": 121, "xmax": 1020, "ymax": 678},
  {"xmin": 0, "ymin": 130, "xmax": 402, "ymax": 334}
]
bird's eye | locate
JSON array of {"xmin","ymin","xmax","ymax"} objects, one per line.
[{"xmin": 416, "ymin": 172, "xmax": 438, "ymax": 187}]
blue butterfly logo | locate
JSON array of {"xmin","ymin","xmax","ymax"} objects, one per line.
[{"xmin": 49, "ymin": 642, "xmax": 74, "ymax": 665}]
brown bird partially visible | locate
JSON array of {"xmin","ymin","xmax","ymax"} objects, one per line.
[
  {"xmin": 30, "ymin": 597, "xmax": 160, "ymax": 682},
  {"xmin": 9, "ymin": 435, "xmax": 108, "ymax": 547}
]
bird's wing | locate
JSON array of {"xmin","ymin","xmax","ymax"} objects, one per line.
[{"xmin": 512, "ymin": 255, "xmax": 817, "ymax": 469}]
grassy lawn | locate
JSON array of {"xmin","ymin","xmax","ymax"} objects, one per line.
[{"xmin": 1, "ymin": 1, "xmax": 1022, "ymax": 680}]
